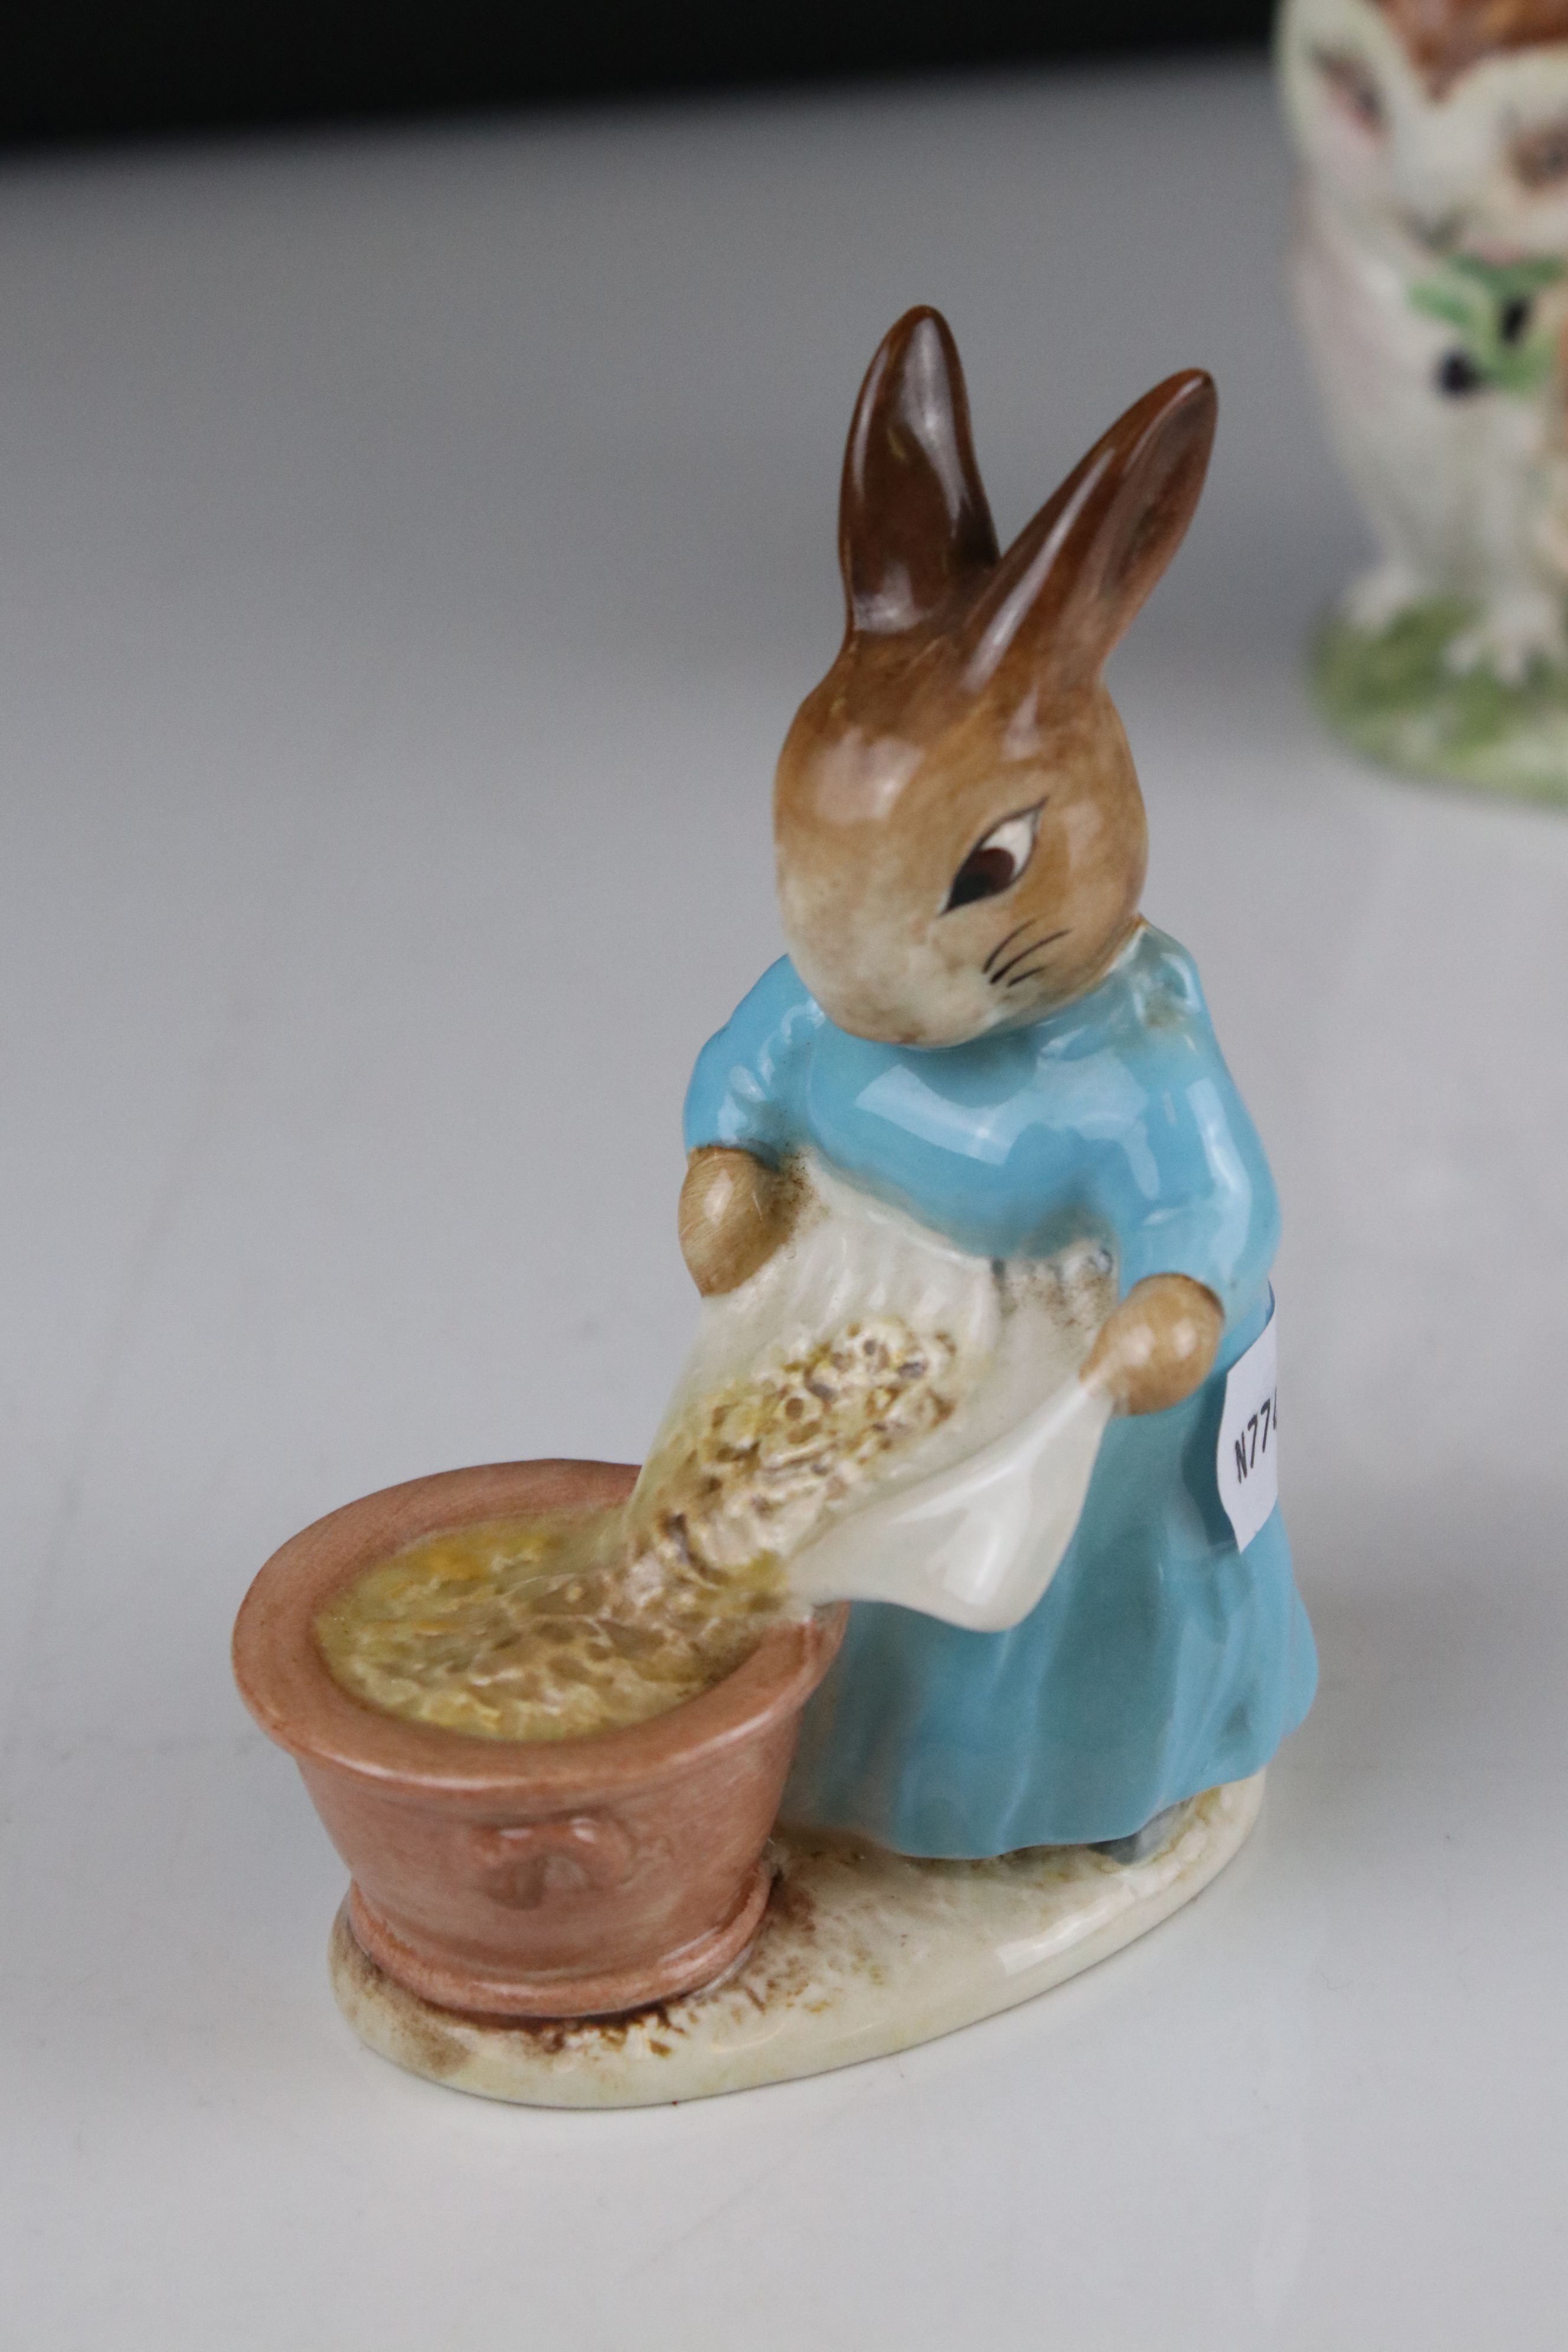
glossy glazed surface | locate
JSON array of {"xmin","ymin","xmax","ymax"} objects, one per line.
[
  {"xmin": 685, "ymin": 927, "xmax": 1312, "ymax": 1851},
  {"xmin": 686, "ymin": 927, "xmax": 1276, "ymax": 1319}
]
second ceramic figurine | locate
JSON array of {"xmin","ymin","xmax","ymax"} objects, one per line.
[{"xmin": 1280, "ymin": 0, "xmax": 1568, "ymax": 798}]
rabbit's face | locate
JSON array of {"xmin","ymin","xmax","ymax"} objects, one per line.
[
  {"xmin": 773, "ymin": 311, "xmax": 1212, "ymax": 1050},
  {"xmin": 777, "ymin": 655, "xmax": 1146, "ymax": 1048},
  {"xmin": 1281, "ymin": 0, "xmax": 1568, "ymax": 267}
]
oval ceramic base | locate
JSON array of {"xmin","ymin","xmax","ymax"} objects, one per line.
[
  {"xmin": 1311, "ymin": 605, "xmax": 1568, "ymax": 805},
  {"xmin": 328, "ymin": 1772, "xmax": 1263, "ymax": 2106}
]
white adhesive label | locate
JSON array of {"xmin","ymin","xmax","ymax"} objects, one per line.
[{"xmin": 1216, "ymin": 1306, "xmax": 1279, "ymax": 1551}]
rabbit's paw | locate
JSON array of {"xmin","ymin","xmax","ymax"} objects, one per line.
[
  {"xmin": 1445, "ymin": 591, "xmax": 1568, "ymax": 682},
  {"xmin": 678, "ymin": 1148, "xmax": 801, "ymax": 1296},
  {"xmin": 1082, "ymin": 1275, "xmax": 1222, "ymax": 1417}
]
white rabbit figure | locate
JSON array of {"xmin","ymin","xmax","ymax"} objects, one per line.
[{"xmin": 1279, "ymin": 0, "xmax": 1568, "ymax": 793}]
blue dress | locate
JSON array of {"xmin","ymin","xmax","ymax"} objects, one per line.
[{"xmin": 682, "ymin": 926, "xmax": 1317, "ymax": 1856}]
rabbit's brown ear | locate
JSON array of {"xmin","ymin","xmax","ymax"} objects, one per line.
[
  {"xmin": 839, "ymin": 307, "xmax": 999, "ymax": 636},
  {"xmin": 961, "ymin": 370, "xmax": 1216, "ymax": 690}
]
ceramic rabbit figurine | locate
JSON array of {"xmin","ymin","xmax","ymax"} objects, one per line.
[
  {"xmin": 1278, "ymin": 0, "xmax": 1568, "ymax": 798},
  {"xmin": 679, "ymin": 310, "xmax": 1316, "ymax": 1859}
]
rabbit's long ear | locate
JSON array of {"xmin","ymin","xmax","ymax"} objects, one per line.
[
  {"xmin": 839, "ymin": 307, "xmax": 999, "ymax": 637},
  {"xmin": 961, "ymin": 370, "xmax": 1216, "ymax": 691}
]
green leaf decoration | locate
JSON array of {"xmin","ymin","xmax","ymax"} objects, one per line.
[
  {"xmin": 1407, "ymin": 253, "xmax": 1563, "ymax": 400},
  {"xmin": 1409, "ymin": 283, "xmax": 1485, "ymax": 334},
  {"xmin": 1489, "ymin": 342, "xmax": 1556, "ymax": 396},
  {"xmin": 1448, "ymin": 251, "xmax": 1564, "ymax": 298}
]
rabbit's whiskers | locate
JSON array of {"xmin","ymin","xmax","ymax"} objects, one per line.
[
  {"xmin": 982, "ymin": 920, "xmax": 1035, "ymax": 976},
  {"xmin": 988, "ymin": 927, "xmax": 1069, "ymax": 986},
  {"xmin": 986, "ymin": 927, "xmax": 1047, "ymax": 983}
]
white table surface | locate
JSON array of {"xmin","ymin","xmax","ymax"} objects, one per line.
[{"xmin": 3, "ymin": 57, "xmax": 1564, "ymax": 2350}]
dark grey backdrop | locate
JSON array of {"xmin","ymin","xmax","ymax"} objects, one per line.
[{"xmin": 11, "ymin": 1, "xmax": 1273, "ymax": 149}]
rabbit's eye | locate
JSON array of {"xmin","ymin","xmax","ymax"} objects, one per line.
[
  {"xmin": 1312, "ymin": 48, "xmax": 1384, "ymax": 135},
  {"xmin": 1513, "ymin": 116, "xmax": 1568, "ymax": 190},
  {"xmin": 944, "ymin": 806, "xmax": 1041, "ymax": 912}
]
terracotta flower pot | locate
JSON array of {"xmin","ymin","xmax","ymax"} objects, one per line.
[{"xmin": 233, "ymin": 1458, "xmax": 845, "ymax": 2019}]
